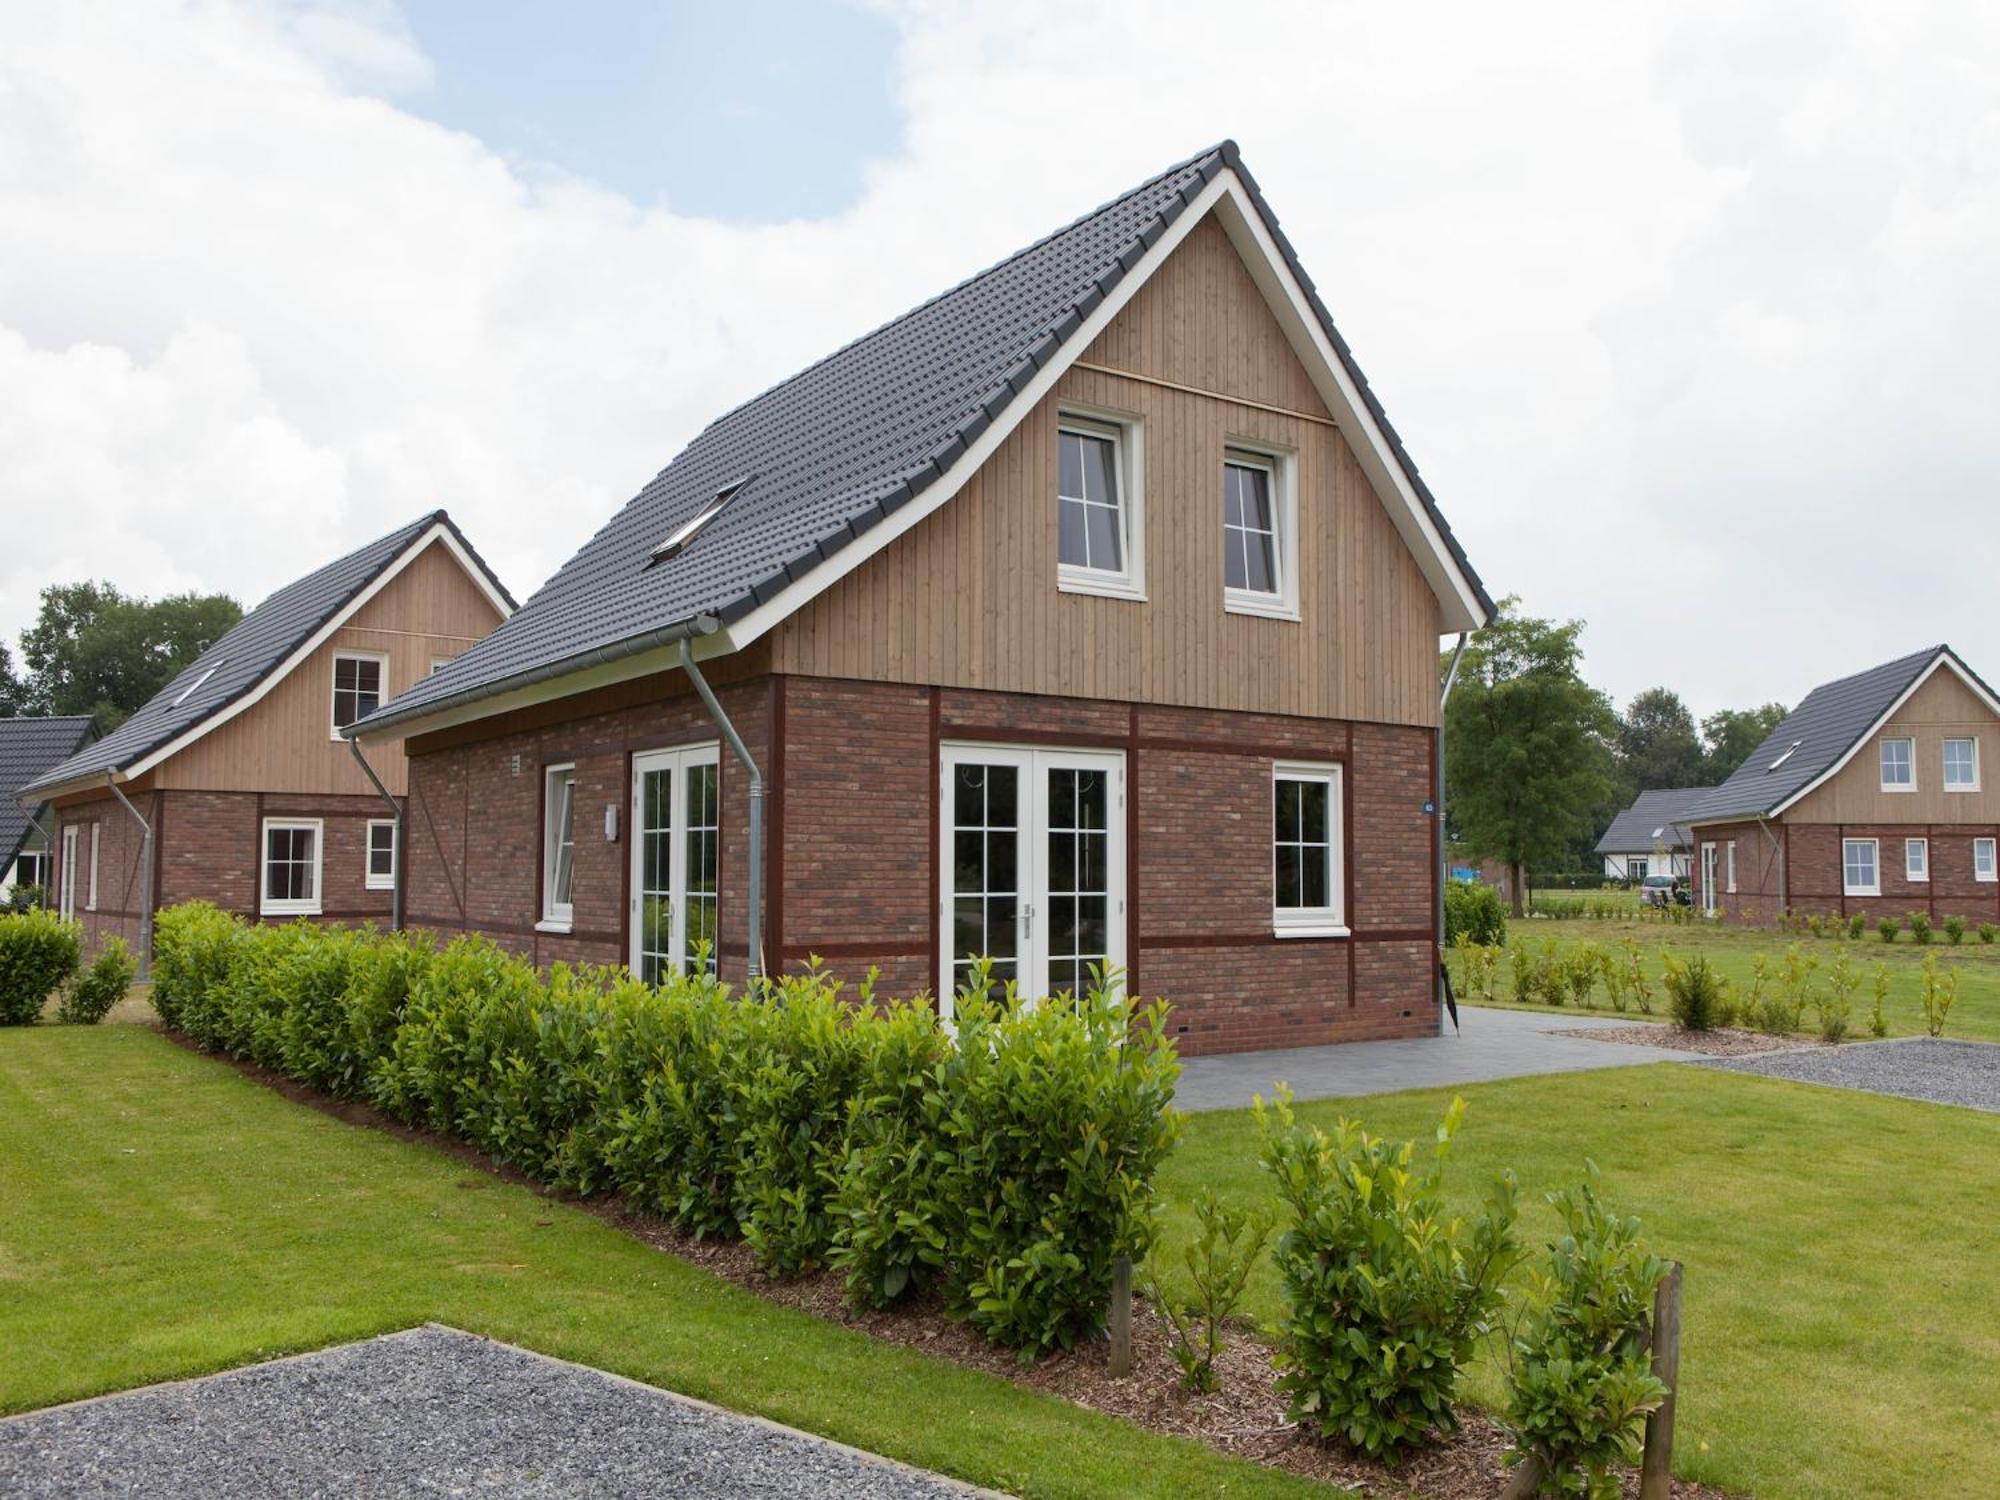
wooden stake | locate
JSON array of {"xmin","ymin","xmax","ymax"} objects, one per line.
[
  {"xmin": 1498, "ymin": 1456, "xmax": 1546, "ymax": 1499},
  {"xmin": 1641, "ymin": 1261, "xmax": 1683, "ymax": 1500},
  {"xmin": 1108, "ymin": 1255, "xmax": 1133, "ymax": 1377}
]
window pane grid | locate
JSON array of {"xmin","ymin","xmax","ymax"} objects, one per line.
[
  {"xmin": 683, "ymin": 764, "xmax": 719, "ymax": 977},
  {"xmin": 1274, "ymin": 775, "xmax": 1333, "ymax": 912},
  {"xmin": 1944, "ymin": 738, "xmax": 1977, "ymax": 788},
  {"xmin": 332, "ymin": 655, "xmax": 384, "ymax": 731},
  {"xmin": 1880, "ymin": 738, "xmax": 1913, "ymax": 787},
  {"xmin": 1058, "ymin": 429, "xmax": 1124, "ymax": 574},
  {"xmin": 546, "ymin": 769, "xmax": 576, "ymax": 915},
  {"xmin": 1045, "ymin": 767, "xmax": 1110, "ymax": 998},
  {"xmin": 1844, "ymin": 839, "xmax": 1878, "ymax": 892},
  {"xmin": 264, "ymin": 825, "xmax": 318, "ymax": 904},
  {"xmin": 1223, "ymin": 461, "xmax": 1277, "ymax": 595},
  {"xmin": 950, "ymin": 763, "xmax": 1019, "ymax": 991}
]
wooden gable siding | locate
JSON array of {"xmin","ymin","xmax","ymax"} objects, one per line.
[
  {"xmin": 1787, "ymin": 665, "xmax": 2000, "ymax": 824},
  {"xmin": 155, "ymin": 540, "xmax": 505, "ymax": 796},
  {"xmin": 767, "ymin": 212, "xmax": 1444, "ymax": 727}
]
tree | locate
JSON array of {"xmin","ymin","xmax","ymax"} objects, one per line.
[
  {"xmin": 0, "ymin": 642, "xmax": 26, "ymax": 716},
  {"xmin": 1616, "ymin": 688, "xmax": 1705, "ymax": 794},
  {"xmin": 1701, "ymin": 703, "xmax": 1789, "ymax": 782},
  {"xmin": 1445, "ymin": 602, "xmax": 1616, "ymax": 916},
  {"xmin": 17, "ymin": 582, "xmax": 241, "ymax": 733}
]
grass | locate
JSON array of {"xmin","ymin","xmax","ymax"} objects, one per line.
[
  {"xmin": 1451, "ymin": 914, "xmax": 2000, "ymax": 1041},
  {"xmin": 1155, "ymin": 1065, "xmax": 2000, "ymax": 1500},
  {"xmin": 0, "ymin": 1024, "xmax": 1324, "ymax": 1500}
]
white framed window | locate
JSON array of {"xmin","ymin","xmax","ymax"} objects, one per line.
[
  {"xmin": 365, "ymin": 819, "xmax": 397, "ymax": 891},
  {"xmin": 1905, "ymin": 837, "xmax": 1929, "ymax": 882},
  {"xmin": 59, "ymin": 825, "xmax": 78, "ymax": 920},
  {"xmin": 1222, "ymin": 445, "xmax": 1299, "ymax": 620},
  {"xmin": 1975, "ymin": 837, "xmax": 1997, "ymax": 882},
  {"xmin": 1843, "ymin": 837, "xmax": 1880, "ymax": 897},
  {"xmin": 331, "ymin": 650, "xmax": 389, "ymax": 737},
  {"xmin": 1943, "ymin": 737, "xmax": 1979, "ymax": 791},
  {"xmin": 261, "ymin": 818, "xmax": 323, "ymax": 916},
  {"xmin": 1056, "ymin": 410, "xmax": 1145, "ymax": 601},
  {"xmin": 1725, "ymin": 840, "xmax": 1737, "ymax": 894},
  {"xmin": 429, "ymin": 655, "xmax": 458, "ymax": 676},
  {"xmin": 540, "ymin": 763, "xmax": 577, "ymax": 931},
  {"xmin": 86, "ymin": 823, "xmax": 100, "ymax": 911},
  {"xmin": 1628, "ymin": 857, "xmax": 1649, "ymax": 882},
  {"xmin": 1272, "ymin": 761, "xmax": 1346, "ymax": 937},
  {"xmin": 1879, "ymin": 737, "xmax": 1915, "ymax": 792}
]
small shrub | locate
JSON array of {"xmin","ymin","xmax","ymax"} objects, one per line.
[
  {"xmin": 1142, "ymin": 1189, "xmax": 1273, "ymax": 1394},
  {"xmin": 1877, "ymin": 916, "xmax": 1900, "ymax": 944},
  {"xmin": 1623, "ymin": 941, "xmax": 1655, "ymax": 1016},
  {"xmin": 1817, "ymin": 951, "xmax": 1857, "ymax": 1044},
  {"xmin": 0, "ymin": 908, "xmax": 83, "ymax": 1025},
  {"xmin": 1663, "ymin": 954, "xmax": 1724, "ymax": 1031},
  {"xmin": 1499, "ymin": 1167, "xmax": 1672, "ymax": 1499},
  {"xmin": 1562, "ymin": 946, "xmax": 1602, "ymax": 1010},
  {"xmin": 57, "ymin": 937, "xmax": 135, "ymax": 1024},
  {"xmin": 1444, "ymin": 879, "xmax": 1507, "ymax": 948},
  {"xmin": 1597, "ymin": 949, "xmax": 1630, "ymax": 1013},
  {"xmin": 1450, "ymin": 933, "xmax": 1502, "ymax": 1006},
  {"xmin": 1846, "ymin": 912, "xmax": 1866, "ymax": 942},
  {"xmin": 1868, "ymin": 964, "xmax": 1891, "ymax": 1039},
  {"xmin": 1908, "ymin": 911, "xmax": 1933, "ymax": 946},
  {"xmin": 1806, "ymin": 913, "xmax": 1828, "ymax": 940},
  {"xmin": 1980, "ymin": 922, "xmax": 1998, "ymax": 945},
  {"xmin": 1257, "ymin": 1092, "xmax": 1518, "ymax": 1461},
  {"xmin": 1776, "ymin": 944, "xmax": 1818, "ymax": 1032},
  {"xmin": 1919, "ymin": 955, "xmax": 1959, "ymax": 1038},
  {"xmin": 7, "ymin": 882, "xmax": 47, "ymax": 913},
  {"xmin": 1944, "ymin": 915, "xmax": 1968, "ymax": 946}
]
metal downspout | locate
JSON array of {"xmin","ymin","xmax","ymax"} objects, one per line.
[
  {"xmin": 679, "ymin": 640, "xmax": 764, "ymax": 985},
  {"xmin": 1437, "ymin": 633, "xmax": 1470, "ymax": 1034},
  {"xmin": 104, "ymin": 776, "xmax": 154, "ymax": 979},
  {"xmin": 347, "ymin": 737, "xmax": 404, "ymax": 932}
]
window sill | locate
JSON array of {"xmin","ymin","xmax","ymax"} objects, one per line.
[
  {"xmin": 1843, "ymin": 888, "xmax": 1880, "ymax": 899},
  {"xmin": 535, "ymin": 917, "xmax": 573, "ymax": 935},
  {"xmin": 365, "ymin": 879, "xmax": 395, "ymax": 892},
  {"xmin": 261, "ymin": 904, "xmax": 323, "ymax": 918},
  {"xmin": 1224, "ymin": 592, "xmax": 1300, "ymax": 623},
  {"xmin": 1945, "ymin": 786, "xmax": 1980, "ymax": 794},
  {"xmin": 1057, "ymin": 568, "xmax": 1146, "ymax": 603},
  {"xmin": 1879, "ymin": 785, "xmax": 1916, "ymax": 794},
  {"xmin": 1273, "ymin": 920, "xmax": 1350, "ymax": 940}
]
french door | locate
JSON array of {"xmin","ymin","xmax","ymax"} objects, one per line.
[
  {"xmin": 59, "ymin": 826, "xmax": 78, "ymax": 919},
  {"xmin": 630, "ymin": 744, "xmax": 720, "ymax": 983},
  {"xmin": 939, "ymin": 743, "xmax": 1126, "ymax": 1021},
  {"xmin": 1700, "ymin": 843, "xmax": 1718, "ymax": 916}
]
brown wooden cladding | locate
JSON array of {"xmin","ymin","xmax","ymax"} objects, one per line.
[
  {"xmin": 767, "ymin": 212, "xmax": 1444, "ymax": 727},
  {"xmin": 155, "ymin": 540, "xmax": 506, "ymax": 796},
  {"xmin": 1787, "ymin": 666, "xmax": 2000, "ymax": 824}
]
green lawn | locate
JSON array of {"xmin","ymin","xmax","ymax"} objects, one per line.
[
  {"xmin": 1453, "ymin": 914, "xmax": 2000, "ymax": 1041},
  {"xmin": 1156, "ymin": 1065, "xmax": 2000, "ymax": 1500},
  {"xmin": 0, "ymin": 1025, "xmax": 1322, "ymax": 1500}
]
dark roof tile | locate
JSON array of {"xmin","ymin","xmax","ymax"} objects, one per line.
[{"xmin": 1, "ymin": 716, "xmax": 96, "ymax": 866}]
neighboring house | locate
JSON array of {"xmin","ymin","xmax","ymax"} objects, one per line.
[
  {"xmin": 1594, "ymin": 787, "xmax": 1709, "ymax": 881},
  {"xmin": 17, "ymin": 513, "xmax": 513, "ymax": 960},
  {"xmin": 1, "ymin": 715, "xmax": 96, "ymax": 905},
  {"xmin": 345, "ymin": 142, "xmax": 1493, "ymax": 1056},
  {"xmin": 1682, "ymin": 646, "xmax": 2000, "ymax": 924}
]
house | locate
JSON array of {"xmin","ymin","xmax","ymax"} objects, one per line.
[
  {"xmin": 1594, "ymin": 787, "xmax": 1709, "ymax": 881},
  {"xmin": 1, "ymin": 715, "xmax": 96, "ymax": 905},
  {"xmin": 17, "ymin": 512, "xmax": 513, "ymax": 963},
  {"xmin": 342, "ymin": 142, "xmax": 1494, "ymax": 1056},
  {"xmin": 1682, "ymin": 646, "xmax": 2000, "ymax": 924}
]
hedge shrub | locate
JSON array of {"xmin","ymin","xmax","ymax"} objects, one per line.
[
  {"xmin": 57, "ymin": 937, "xmax": 135, "ymax": 1024},
  {"xmin": 151, "ymin": 905, "xmax": 1180, "ymax": 1357},
  {"xmin": 0, "ymin": 908, "xmax": 83, "ymax": 1025},
  {"xmin": 1444, "ymin": 879, "xmax": 1506, "ymax": 948}
]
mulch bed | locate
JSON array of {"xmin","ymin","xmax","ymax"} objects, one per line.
[
  {"xmin": 161, "ymin": 1026, "xmax": 1731, "ymax": 1499},
  {"xmin": 1565, "ymin": 1024, "xmax": 1830, "ymax": 1059}
]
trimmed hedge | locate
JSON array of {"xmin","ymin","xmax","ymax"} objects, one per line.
[
  {"xmin": 1444, "ymin": 879, "xmax": 1506, "ymax": 948},
  {"xmin": 153, "ymin": 905, "xmax": 1181, "ymax": 1356},
  {"xmin": 0, "ymin": 908, "xmax": 83, "ymax": 1025}
]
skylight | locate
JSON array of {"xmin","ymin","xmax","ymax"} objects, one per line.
[
  {"xmin": 172, "ymin": 664, "xmax": 219, "ymax": 707},
  {"xmin": 1767, "ymin": 741, "xmax": 1802, "ymax": 771},
  {"xmin": 649, "ymin": 476, "xmax": 754, "ymax": 565}
]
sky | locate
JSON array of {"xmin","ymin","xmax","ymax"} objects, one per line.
[{"xmin": 1, "ymin": 0, "xmax": 1996, "ymax": 722}]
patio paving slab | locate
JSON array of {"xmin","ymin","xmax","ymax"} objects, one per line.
[
  {"xmin": 0, "ymin": 1325, "xmax": 994, "ymax": 1499},
  {"xmin": 1173, "ymin": 1004, "xmax": 1689, "ymax": 1113}
]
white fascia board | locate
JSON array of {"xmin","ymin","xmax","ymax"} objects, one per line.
[
  {"xmin": 1205, "ymin": 183, "xmax": 1487, "ymax": 633},
  {"xmin": 1767, "ymin": 652, "xmax": 1999, "ymax": 819},
  {"xmin": 120, "ymin": 524, "xmax": 468, "ymax": 780},
  {"xmin": 433, "ymin": 526, "xmax": 517, "ymax": 620}
]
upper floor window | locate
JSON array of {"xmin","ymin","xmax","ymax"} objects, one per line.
[
  {"xmin": 1943, "ymin": 737, "xmax": 1979, "ymax": 791},
  {"xmin": 1879, "ymin": 737, "xmax": 1914, "ymax": 792},
  {"xmin": 1222, "ymin": 446, "xmax": 1299, "ymax": 620},
  {"xmin": 1056, "ymin": 412, "xmax": 1144, "ymax": 601},
  {"xmin": 332, "ymin": 651, "xmax": 387, "ymax": 736},
  {"xmin": 541, "ymin": 763, "xmax": 577, "ymax": 930}
]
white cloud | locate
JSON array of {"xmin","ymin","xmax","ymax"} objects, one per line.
[{"xmin": 1, "ymin": 0, "xmax": 1995, "ymax": 721}]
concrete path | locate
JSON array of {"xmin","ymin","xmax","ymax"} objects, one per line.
[
  {"xmin": 0, "ymin": 1326, "xmax": 995, "ymax": 1499},
  {"xmin": 1173, "ymin": 1005, "xmax": 1689, "ymax": 1113}
]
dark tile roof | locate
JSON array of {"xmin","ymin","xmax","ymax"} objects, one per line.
[
  {"xmin": 1681, "ymin": 646, "xmax": 1991, "ymax": 824},
  {"xmin": 1594, "ymin": 787, "xmax": 1713, "ymax": 855},
  {"xmin": 359, "ymin": 141, "xmax": 1492, "ymax": 736},
  {"xmin": 19, "ymin": 511, "xmax": 510, "ymax": 798},
  {"xmin": 1, "ymin": 715, "xmax": 95, "ymax": 866}
]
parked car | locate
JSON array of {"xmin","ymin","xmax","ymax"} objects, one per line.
[{"xmin": 1639, "ymin": 874, "xmax": 1686, "ymax": 908}]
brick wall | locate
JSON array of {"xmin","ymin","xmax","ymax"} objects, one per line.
[{"xmin": 1692, "ymin": 817, "xmax": 2000, "ymax": 927}]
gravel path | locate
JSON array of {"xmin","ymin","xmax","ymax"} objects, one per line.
[
  {"xmin": 0, "ymin": 1326, "xmax": 997, "ymax": 1499},
  {"xmin": 1705, "ymin": 1036, "xmax": 2000, "ymax": 1112}
]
